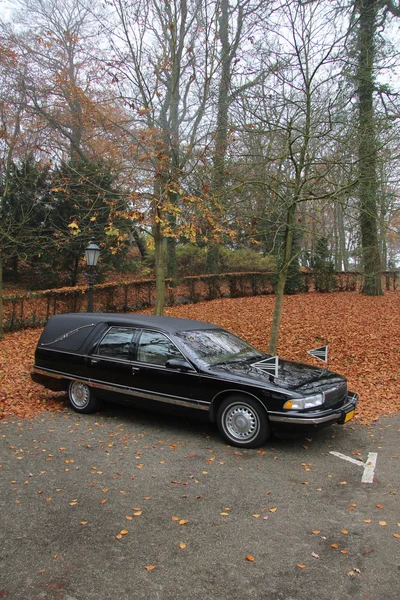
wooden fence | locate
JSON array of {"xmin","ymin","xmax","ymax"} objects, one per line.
[{"xmin": 2, "ymin": 270, "xmax": 398, "ymax": 333}]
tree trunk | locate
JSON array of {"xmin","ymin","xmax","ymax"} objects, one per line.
[
  {"xmin": 0, "ymin": 254, "xmax": 4, "ymax": 340},
  {"xmin": 357, "ymin": 0, "xmax": 383, "ymax": 295},
  {"xmin": 153, "ymin": 215, "xmax": 166, "ymax": 316},
  {"xmin": 337, "ymin": 201, "xmax": 349, "ymax": 271},
  {"xmin": 132, "ymin": 227, "xmax": 148, "ymax": 260},
  {"xmin": 166, "ymin": 235, "xmax": 178, "ymax": 284},
  {"xmin": 268, "ymin": 202, "xmax": 297, "ymax": 355},
  {"xmin": 206, "ymin": 0, "xmax": 235, "ymax": 273},
  {"xmin": 70, "ymin": 256, "xmax": 79, "ymax": 287}
]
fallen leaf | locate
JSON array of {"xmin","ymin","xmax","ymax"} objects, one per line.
[
  {"xmin": 245, "ymin": 555, "xmax": 255, "ymax": 562},
  {"xmin": 297, "ymin": 564, "xmax": 307, "ymax": 569},
  {"xmin": 179, "ymin": 542, "xmax": 186, "ymax": 549},
  {"xmin": 145, "ymin": 565, "xmax": 156, "ymax": 571}
]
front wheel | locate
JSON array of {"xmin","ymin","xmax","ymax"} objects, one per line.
[
  {"xmin": 217, "ymin": 395, "xmax": 270, "ymax": 448},
  {"xmin": 68, "ymin": 380, "xmax": 99, "ymax": 414}
]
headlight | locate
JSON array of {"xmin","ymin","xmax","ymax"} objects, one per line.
[{"xmin": 283, "ymin": 393, "xmax": 324, "ymax": 410}]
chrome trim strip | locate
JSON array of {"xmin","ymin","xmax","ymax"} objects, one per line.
[
  {"xmin": 90, "ymin": 379, "xmax": 207, "ymax": 410},
  {"xmin": 269, "ymin": 413, "xmax": 340, "ymax": 425},
  {"xmin": 33, "ymin": 366, "xmax": 83, "ymax": 381},
  {"xmin": 33, "ymin": 367, "xmax": 208, "ymax": 411}
]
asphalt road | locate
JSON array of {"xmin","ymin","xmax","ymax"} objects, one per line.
[{"xmin": 0, "ymin": 402, "xmax": 399, "ymax": 600}]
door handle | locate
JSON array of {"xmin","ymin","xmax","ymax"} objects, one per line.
[
  {"xmin": 131, "ymin": 366, "xmax": 140, "ymax": 374},
  {"xmin": 91, "ymin": 359, "xmax": 99, "ymax": 365}
]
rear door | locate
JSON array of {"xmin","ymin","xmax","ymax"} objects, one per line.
[{"xmin": 87, "ymin": 326, "xmax": 138, "ymax": 396}]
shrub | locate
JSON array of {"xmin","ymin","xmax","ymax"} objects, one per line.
[
  {"xmin": 176, "ymin": 244, "xmax": 207, "ymax": 277},
  {"xmin": 218, "ymin": 248, "xmax": 274, "ymax": 273}
]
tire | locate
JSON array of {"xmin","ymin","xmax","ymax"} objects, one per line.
[
  {"xmin": 68, "ymin": 380, "xmax": 99, "ymax": 414},
  {"xmin": 217, "ymin": 395, "xmax": 270, "ymax": 448}
]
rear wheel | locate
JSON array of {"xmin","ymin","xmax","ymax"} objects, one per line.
[
  {"xmin": 217, "ymin": 395, "xmax": 270, "ymax": 448},
  {"xmin": 68, "ymin": 380, "xmax": 98, "ymax": 414}
]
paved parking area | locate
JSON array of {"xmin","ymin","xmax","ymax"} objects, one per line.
[{"xmin": 0, "ymin": 404, "xmax": 399, "ymax": 600}]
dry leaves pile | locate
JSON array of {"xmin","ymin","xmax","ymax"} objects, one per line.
[{"xmin": 1, "ymin": 291, "xmax": 399, "ymax": 422}]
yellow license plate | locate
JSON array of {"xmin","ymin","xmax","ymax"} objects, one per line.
[{"xmin": 344, "ymin": 410, "xmax": 355, "ymax": 423}]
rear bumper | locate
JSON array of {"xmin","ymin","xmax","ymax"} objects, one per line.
[
  {"xmin": 268, "ymin": 392, "xmax": 359, "ymax": 426},
  {"xmin": 31, "ymin": 369, "xmax": 67, "ymax": 392}
]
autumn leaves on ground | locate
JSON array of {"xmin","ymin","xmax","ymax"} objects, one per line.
[{"xmin": 1, "ymin": 291, "xmax": 399, "ymax": 424}]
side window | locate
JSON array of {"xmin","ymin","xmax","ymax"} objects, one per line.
[
  {"xmin": 137, "ymin": 330, "xmax": 183, "ymax": 366},
  {"xmin": 96, "ymin": 327, "xmax": 136, "ymax": 360}
]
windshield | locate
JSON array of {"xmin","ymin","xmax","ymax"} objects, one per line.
[{"xmin": 176, "ymin": 329, "xmax": 264, "ymax": 366}]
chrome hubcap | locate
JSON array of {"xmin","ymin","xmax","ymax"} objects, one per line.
[
  {"xmin": 223, "ymin": 404, "xmax": 259, "ymax": 441},
  {"xmin": 70, "ymin": 382, "xmax": 90, "ymax": 408}
]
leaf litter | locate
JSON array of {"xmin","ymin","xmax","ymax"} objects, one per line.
[{"xmin": 1, "ymin": 291, "xmax": 400, "ymax": 422}]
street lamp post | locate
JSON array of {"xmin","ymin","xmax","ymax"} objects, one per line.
[{"xmin": 85, "ymin": 240, "xmax": 101, "ymax": 312}]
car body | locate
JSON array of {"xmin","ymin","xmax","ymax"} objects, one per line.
[{"xmin": 31, "ymin": 313, "xmax": 358, "ymax": 448}]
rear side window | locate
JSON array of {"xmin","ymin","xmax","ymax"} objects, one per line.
[{"xmin": 96, "ymin": 327, "xmax": 137, "ymax": 360}]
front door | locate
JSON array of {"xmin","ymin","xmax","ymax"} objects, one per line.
[{"xmin": 130, "ymin": 329, "xmax": 203, "ymax": 410}]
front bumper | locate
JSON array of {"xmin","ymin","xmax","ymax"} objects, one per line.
[{"xmin": 268, "ymin": 392, "xmax": 359, "ymax": 426}]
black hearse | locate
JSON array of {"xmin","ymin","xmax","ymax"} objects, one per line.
[{"xmin": 31, "ymin": 313, "xmax": 358, "ymax": 447}]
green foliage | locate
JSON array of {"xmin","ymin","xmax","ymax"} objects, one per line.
[
  {"xmin": 143, "ymin": 245, "xmax": 274, "ymax": 278},
  {"xmin": 44, "ymin": 159, "xmax": 131, "ymax": 285},
  {"xmin": 0, "ymin": 158, "xmax": 51, "ymax": 280},
  {"xmin": 312, "ymin": 236, "xmax": 337, "ymax": 293},
  {"xmin": 218, "ymin": 248, "xmax": 274, "ymax": 273},
  {"xmin": 176, "ymin": 244, "xmax": 207, "ymax": 276},
  {"xmin": 1, "ymin": 158, "xmax": 132, "ymax": 289}
]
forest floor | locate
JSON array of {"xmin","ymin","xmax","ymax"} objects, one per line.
[{"xmin": 1, "ymin": 290, "xmax": 399, "ymax": 423}]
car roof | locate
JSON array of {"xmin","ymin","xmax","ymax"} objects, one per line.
[{"xmin": 45, "ymin": 313, "xmax": 221, "ymax": 334}]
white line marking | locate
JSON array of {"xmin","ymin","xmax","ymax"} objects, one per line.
[
  {"xmin": 361, "ymin": 452, "xmax": 378, "ymax": 484},
  {"xmin": 329, "ymin": 451, "xmax": 378, "ymax": 484},
  {"xmin": 330, "ymin": 451, "xmax": 364, "ymax": 467}
]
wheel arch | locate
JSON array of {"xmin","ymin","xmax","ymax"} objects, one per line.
[{"xmin": 209, "ymin": 389, "xmax": 268, "ymax": 423}]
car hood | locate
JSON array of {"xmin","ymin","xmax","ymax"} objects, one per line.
[{"xmin": 207, "ymin": 358, "xmax": 346, "ymax": 394}]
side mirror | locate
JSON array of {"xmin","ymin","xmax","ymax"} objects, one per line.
[{"xmin": 165, "ymin": 358, "xmax": 194, "ymax": 372}]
